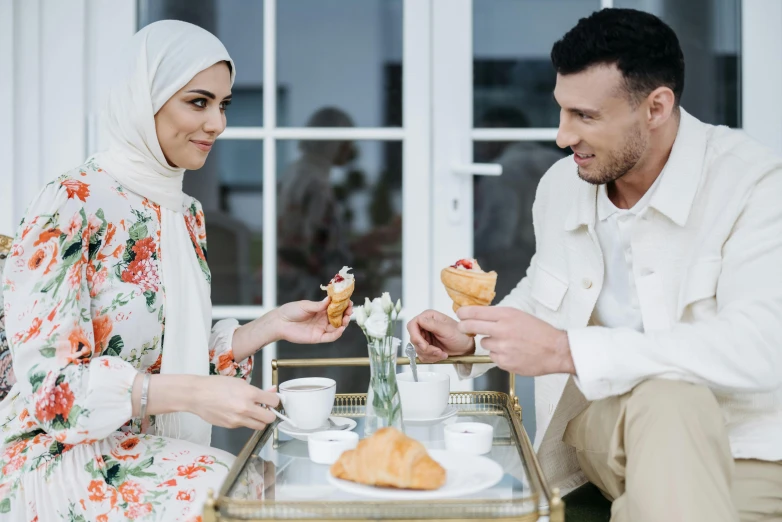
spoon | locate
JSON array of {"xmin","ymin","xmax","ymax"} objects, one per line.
[{"xmin": 405, "ymin": 342, "xmax": 419, "ymax": 382}]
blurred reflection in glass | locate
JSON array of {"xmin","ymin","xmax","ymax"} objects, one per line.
[
  {"xmin": 277, "ymin": 109, "xmax": 403, "ymax": 392},
  {"xmin": 474, "ymin": 108, "xmax": 565, "ymax": 302},
  {"xmin": 278, "ymin": 108, "xmax": 357, "ymax": 302},
  {"xmin": 277, "ymin": 0, "xmax": 403, "ymax": 128}
]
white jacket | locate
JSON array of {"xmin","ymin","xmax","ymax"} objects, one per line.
[{"xmin": 461, "ymin": 110, "xmax": 782, "ymax": 494}]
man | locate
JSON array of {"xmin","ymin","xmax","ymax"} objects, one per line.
[{"xmin": 408, "ymin": 9, "xmax": 782, "ymax": 522}]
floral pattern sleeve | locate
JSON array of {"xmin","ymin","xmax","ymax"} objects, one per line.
[
  {"xmin": 208, "ymin": 319, "xmax": 252, "ymax": 380},
  {"xmin": 3, "ymin": 180, "xmax": 138, "ymax": 445},
  {"xmin": 185, "ymin": 199, "xmax": 253, "ymax": 382}
]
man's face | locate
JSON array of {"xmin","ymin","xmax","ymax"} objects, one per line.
[{"xmin": 554, "ymin": 64, "xmax": 647, "ymax": 185}]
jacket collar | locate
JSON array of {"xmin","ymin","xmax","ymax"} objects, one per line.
[{"xmin": 564, "ymin": 108, "xmax": 707, "ymax": 231}]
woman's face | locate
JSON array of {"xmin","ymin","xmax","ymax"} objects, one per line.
[{"xmin": 154, "ymin": 62, "xmax": 232, "ymax": 170}]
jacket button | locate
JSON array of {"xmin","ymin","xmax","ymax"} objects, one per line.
[{"xmin": 581, "ymin": 278, "xmax": 593, "ymax": 289}]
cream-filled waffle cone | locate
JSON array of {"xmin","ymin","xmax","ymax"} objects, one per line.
[
  {"xmin": 321, "ymin": 266, "xmax": 355, "ymax": 328},
  {"xmin": 440, "ymin": 259, "xmax": 497, "ymax": 313}
]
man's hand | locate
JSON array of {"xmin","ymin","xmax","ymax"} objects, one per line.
[
  {"xmin": 406, "ymin": 310, "xmax": 475, "ymax": 363},
  {"xmin": 456, "ymin": 306, "xmax": 575, "ymax": 376}
]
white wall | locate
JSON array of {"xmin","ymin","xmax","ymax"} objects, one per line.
[
  {"xmin": 0, "ymin": 0, "xmax": 14, "ymax": 236},
  {"xmin": 0, "ymin": 0, "xmax": 135, "ymax": 236}
]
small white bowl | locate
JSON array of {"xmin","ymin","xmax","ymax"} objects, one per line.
[
  {"xmin": 444, "ymin": 422, "xmax": 494, "ymax": 455},
  {"xmin": 307, "ymin": 430, "xmax": 359, "ymax": 465}
]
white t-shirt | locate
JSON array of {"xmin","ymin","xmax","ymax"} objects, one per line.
[{"xmin": 591, "ymin": 171, "xmax": 665, "ymax": 331}]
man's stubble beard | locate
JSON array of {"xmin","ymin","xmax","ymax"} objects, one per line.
[{"xmin": 577, "ymin": 123, "xmax": 645, "ymax": 186}]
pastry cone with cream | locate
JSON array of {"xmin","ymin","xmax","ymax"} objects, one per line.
[
  {"xmin": 320, "ymin": 266, "xmax": 355, "ymax": 328},
  {"xmin": 440, "ymin": 259, "xmax": 497, "ymax": 313}
]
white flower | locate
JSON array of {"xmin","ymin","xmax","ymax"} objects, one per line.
[
  {"xmin": 381, "ymin": 292, "xmax": 394, "ymax": 314},
  {"xmin": 353, "ymin": 305, "xmax": 368, "ymax": 327},
  {"xmin": 395, "ymin": 299, "xmax": 402, "ymax": 315},
  {"xmin": 365, "ymin": 311, "xmax": 389, "ymax": 339},
  {"xmin": 370, "ymin": 297, "xmax": 385, "ymax": 316},
  {"xmin": 364, "ymin": 297, "xmax": 372, "ymax": 312}
]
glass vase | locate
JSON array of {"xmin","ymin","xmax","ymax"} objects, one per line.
[{"xmin": 364, "ymin": 336, "xmax": 404, "ymax": 436}]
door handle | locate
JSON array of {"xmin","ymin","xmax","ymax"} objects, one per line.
[
  {"xmin": 446, "ymin": 163, "xmax": 503, "ymax": 225},
  {"xmin": 451, "ymin": 163, "xmax": 503, "ymax": 176}
]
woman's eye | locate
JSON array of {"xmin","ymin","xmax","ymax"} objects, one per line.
[
  {"xmin": 220, "ymin": 100, "xmax": 232, "ymax": 111},
  {"xmin": 579, "ymin": 112, "xmax": 592, "ymax": 121},
  {"xmin": 190, "ymin": 98, "xmax": 207, "ymax": 109}
]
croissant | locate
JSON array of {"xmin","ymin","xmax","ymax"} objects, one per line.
[
  {"xmin": 440, "ymin": 259, "xmax": 497, "ymax": 313},
  {"xmin": 321, "ymin": 267, "xmax": 355, "ymax": 328},
  {"xmin": 330, "ymin": 427, "xmax": 446, "ymax": 490}
]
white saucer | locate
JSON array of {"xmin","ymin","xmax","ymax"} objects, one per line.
[
  {"xmin": 404, "ymin": 405, "xmax": 458, "ymax": 425},
  {"xmin": 278, "ymin": 417, "xmax": 357, "ymax": 442},
  {"xmin": 327, "ymin": 449, "xmax": 503, "ymax": 500}
]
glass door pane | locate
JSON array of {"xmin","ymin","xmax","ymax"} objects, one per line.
[
  {"xmin": 276, "ymin": 0, "xmax": 403, "ymax": 127},
  {"xmin": 615, "ymin": 0, "xmax": 741, "ymax": 127},
  {"xmin": 474, "ymin": 0, "xmax": 600, "ymax": 128},
  {"xmin": 276, "ymin": 138, "xmax": 403, "ymax": 391}
]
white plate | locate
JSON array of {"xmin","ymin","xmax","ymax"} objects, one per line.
[
  {"xmin": 327, "ymin": 449, "xmax": 503, "ymax": 500},
  {"xmin": 403, "ymin": 405, "xmax": 458, "ymax": 425},
  {"xmin": 278, "ymin": 417, "xmax": 357, "ymax": 442}
]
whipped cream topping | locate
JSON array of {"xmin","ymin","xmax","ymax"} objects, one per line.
[{"xmin": 321, "ymin": 266, "xmax": 354, "ymax": 292}]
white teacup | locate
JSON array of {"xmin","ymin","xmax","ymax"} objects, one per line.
[
  {"xmin": 397, "ymin": 371, "xmax": 450, "ymax": 420},
  {"xmin": 277, "ymin": 377, "xmax": 336, "ymax": 430}
]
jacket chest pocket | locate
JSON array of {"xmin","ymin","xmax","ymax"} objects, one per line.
[
  {"xmin": 531, "ymin": 263, "xmax": 569, "ymax": 325},
  {"xmin": 677, "ymin": 258, "xmax": 722, "ymax": 319}
]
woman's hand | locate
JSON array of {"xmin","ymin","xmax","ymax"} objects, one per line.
[
  {"xmin": 190, "ymin": 376, "xmax": 280, "ymax": 431},
  {"xmin": 273, "ymin": 298, "xmax": 352, "ymax": 344},
  {"xmin": 231, "ymin": 298, "xmax": 353, "ymax": 361}
]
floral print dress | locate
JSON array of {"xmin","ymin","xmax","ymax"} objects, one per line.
[{"xmin": 0, "ymin": 159, "xmax": 253, "ymax": 522}]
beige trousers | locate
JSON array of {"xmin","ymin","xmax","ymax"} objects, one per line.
[{"xmin": 563, "ymin": 380, "xmax": 782, "ymax": 522}]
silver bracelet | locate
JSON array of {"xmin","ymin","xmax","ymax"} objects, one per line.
[{"xmin": 140, "ymin": 373, "xmax": 151, "ymax": 421}]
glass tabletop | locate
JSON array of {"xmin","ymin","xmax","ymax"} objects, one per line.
[{"xmin": 219, "ymin": 393, "xmax": 542, "ymax": 521}]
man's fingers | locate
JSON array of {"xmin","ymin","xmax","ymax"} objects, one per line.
[
  {"xmin": 456, "ymin": 305, "xmax": 515, "ymax": 322},
  {"xmin": 406, "ymin": 316, "xmax": 428, "ymax": 346},
  {"xmin": 417, "ymin": 347, "xmax": 447, "ymax": 363},
  {"xmin": 417, "ymin": 311, "xmax": 457, "ymax": 337},
  {"xmin": 480, "ymin": 336, "xmax": 499, "ymax": 352},
  {"xmin": 457, "ymin": 319, "xmax": 499, "ymax": 337}
]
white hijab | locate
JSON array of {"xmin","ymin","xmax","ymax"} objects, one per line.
[{"xmin": 94, "ymin": 20, "xmax": 236, "ymax": 446}]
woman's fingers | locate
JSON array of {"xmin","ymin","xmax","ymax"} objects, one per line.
[
  {"xmin": 321, "ymin": 325, "xmax": 347, "ymax": 343},
  {"xmin": 254, "ymin": 388, "xmax": 280, "ymax": 409}
]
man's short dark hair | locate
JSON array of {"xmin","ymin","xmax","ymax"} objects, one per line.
[{"xmin": 551, "ymin": 8, "xmax": 685, "ymax": 106}]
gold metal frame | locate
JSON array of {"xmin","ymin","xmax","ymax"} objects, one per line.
[
  {"xmin": 205, "ymin": 356, "xmax": 564, "ymax": 522},
  {"xmin": 0, "ymin": 235, "xmax": 12, "ymax": 256}
]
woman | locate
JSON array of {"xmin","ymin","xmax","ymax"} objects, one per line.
[{"xmin": 0, "ymin": 20, "xmax": 350, "ymax": 521}]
